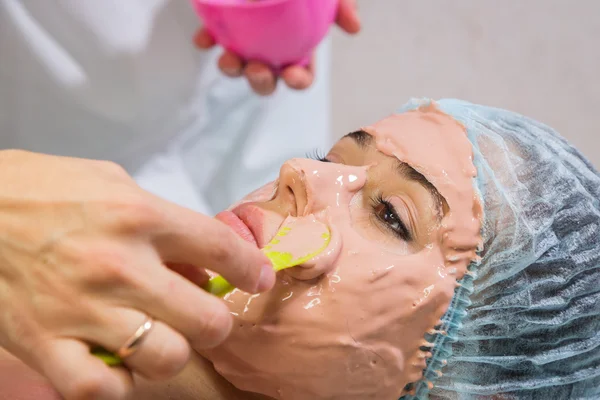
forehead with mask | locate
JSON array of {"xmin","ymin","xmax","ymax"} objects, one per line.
[{"xmin": 203, "ymin": 101, "xmax": 483, "ymax": 399}]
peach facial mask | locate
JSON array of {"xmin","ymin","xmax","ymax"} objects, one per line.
[{"xmin": 204, "ymin": 103, "xmax": 483, "ymax": 400}]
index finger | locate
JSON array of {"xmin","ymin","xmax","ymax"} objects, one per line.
[{"xmin": 150, "ymin": 198, "xmax": 275, "ymax": 294}]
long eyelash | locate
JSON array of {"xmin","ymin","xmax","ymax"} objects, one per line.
[
  {"xmin": 372, "ymin": 194, "xmax": 412, "ymax": 241},
  {"xmin": 306, "ymin": 148, "xmax": 329, "ymax": 162}
]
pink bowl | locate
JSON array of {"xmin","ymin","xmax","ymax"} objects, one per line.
[{"xmin": 191, "ymin": 0, "xmax": 339, "ymax": 69}]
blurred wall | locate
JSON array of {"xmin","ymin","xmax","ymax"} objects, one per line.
[{"xmin": 331, "ymin": 0, "xmax": 600, "ymax": 167}]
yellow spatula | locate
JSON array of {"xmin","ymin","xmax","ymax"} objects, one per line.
[
  {"xmin": 92, "ymin": 216, "xmax": 330, "ymax": 366},
  {"xmin": 204, "ymin": 216, "xmax": 330, "ymax": 297}
]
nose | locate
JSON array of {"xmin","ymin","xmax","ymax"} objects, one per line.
[
  {"xmin": 268, "ymin": 157, "xmax": 367, "ymax": 219},
  {"xmin": 276, "ymin": 159, "xmax": 311, "ymax": 217},
  {"xmin": 266, "ymin": 158, "xmax": 367, "ymax": 281}
]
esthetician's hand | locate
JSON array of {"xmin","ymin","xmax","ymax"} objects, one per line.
[
  {"xmin": 0, "ymin": 150, "xmax": 275, "ymax": 400},
  {"xmin": 194, "ymin": 0, "xmax": 360, "ymax": 96}
]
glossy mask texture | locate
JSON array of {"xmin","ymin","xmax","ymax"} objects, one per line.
[
  {"xmin": 204, "ymin": 104, "xmax": 483, "ymax": 400},
  {"xmin": 263, "ymin": 215, "xmax": 332, "ymax": 272}
]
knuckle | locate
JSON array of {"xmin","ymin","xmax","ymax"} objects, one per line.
[
  {"xmin": 93, "ymin": 252, "xmax": 131, "ymax": 284},
  {"xmin": 66, "ymin": 374, "xmax": 106, "ymax": 400},
  {"xmin": 191, "ymin": 302, "xmax": 232, "ymax": 349},
  {"xmin": 3, "ymin": 311, "xmax": 42, "ymax": 352},
  {"xmin": 94, "ymin": 160, "xmax": 130, "ymax": 180},
  {"xmin": 228, "ymin": 241, "xmax": 256, "ymax": 283},
  {"xmin": 78, "ymin": 245, "xmax": 132, "ymax": 286},
  {"xmin": 147, "ymin": 335, "xmax": 190, "ymax": 379},
  {"xmin": 104, "ymin": 160, "xmax": 127, "ymax": 174},
  {"xmin": 207, "ymin": 242, "xmax": 232, "ymax": 264},
  {"xmin": 232, "ymin": 263, "xmax": 255, "ymax": 290},
  {"xmin": 110, "ymin": 196, "xmax": 161, "ymax": 233}
]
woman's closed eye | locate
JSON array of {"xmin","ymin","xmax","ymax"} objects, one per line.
[{"xmin": 306, "ymin": 149, "xmax": 331, "ymax": 163}]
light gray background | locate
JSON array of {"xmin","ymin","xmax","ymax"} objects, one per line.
[{"xmin": 331, "ymin": 0, "xmax": 600, "ymax": 167}]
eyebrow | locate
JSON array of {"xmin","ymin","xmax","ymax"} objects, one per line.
[
  {"xmin": 345, "ymin": 130, "xmax": 373, "ymax": 148},
  {"xmin": 343, "ymin": 130, "xmax": 446, "ymax": 213}
]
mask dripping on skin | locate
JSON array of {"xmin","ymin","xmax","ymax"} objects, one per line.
[{"xmin": 204, "ymin": 102, "xmax": 483, "ymax": 400}]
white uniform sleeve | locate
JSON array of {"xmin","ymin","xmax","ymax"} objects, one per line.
[
  {"xmin": 135, "ymin": 38, "xmax": 333, "ymax": 216},
  {"xmin": 1, "ymin": 0, "xmax": 333, "ymax": 216}
]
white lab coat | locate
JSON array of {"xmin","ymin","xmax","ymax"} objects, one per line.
[{"xmin": 0, "ymin": 0, "xmax": 332, "ymax": 215}]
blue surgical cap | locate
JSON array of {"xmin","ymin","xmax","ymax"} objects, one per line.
[{"xmin": 398, "ymin": 99, "xmax": 600, "ymax": 399}]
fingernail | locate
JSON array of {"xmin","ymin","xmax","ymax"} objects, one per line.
[{"xmin": 256, "ymin": 264, "xmax": 276, "ymax": 292}]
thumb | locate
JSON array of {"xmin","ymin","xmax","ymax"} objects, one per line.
[
  {"xmin": 336, "ymin": 0, "xmax": 361, "ymax": 34},
  {"xmin": 150, "ymin": 198, "xmax": 275, "ymax": 294}
]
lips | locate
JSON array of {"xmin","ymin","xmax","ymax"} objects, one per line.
[
  {"xmin": 217, "ymin": 202, "xmax": 285, "ymax": 250},
  {"xmin": 236, "ymin": 203, "xmax": 273, "ymax": 248},
  {"xmin": 215, "ymin": 211, "xmax": 258, "ymax": 247}
]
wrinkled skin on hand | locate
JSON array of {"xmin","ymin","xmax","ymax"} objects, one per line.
[{"xmin": 0, "ymin": 150, "xmax": 274, "ymax": 400}]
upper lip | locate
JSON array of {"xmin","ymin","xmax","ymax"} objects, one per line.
[
  {"xmin": 232, "ymin": 204, "xmax": 267, "ymax": 248},
  {"xmin": 232, "ymin": 203, "xmax": 287, "ymax": 249}
]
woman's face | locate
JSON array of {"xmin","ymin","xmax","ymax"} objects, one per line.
[{"xmin": 204, "ymin": 105, "xmax": 482, "ymax": 400}]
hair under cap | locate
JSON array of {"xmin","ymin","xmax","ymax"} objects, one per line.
[{"xmin": 398, "ymin": 99, "xmax": 600, "ymax": 400}]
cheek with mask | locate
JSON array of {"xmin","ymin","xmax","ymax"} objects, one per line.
[
  {"xmin": 205, "ymin": 162, "xmax": 455, "ymax": 400},
  {"xmin": 204, "ymin": 105, "xmax": 482, "ymax": 400}
]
